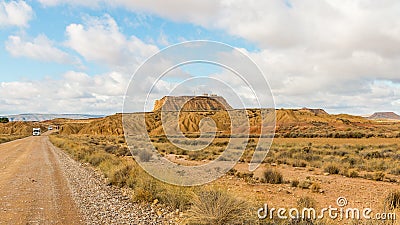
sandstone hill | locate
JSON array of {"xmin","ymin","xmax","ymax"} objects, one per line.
[
  {"xmin": 368, "ymin": 112, "xmax": 400, "ymax": 120},
  {"xmin": 0, "ymin": 121, "xmax": 47, "ymax": 135},
  {"xmin": 153, "ymin": 95, "xmax": 233, "ymax": 112},
  {"xmin": 51, "ymin": 95, "xmax": 400, "ymax": 138},
  {"xmin": 57, "ymin": 109, "xmax": 399, "ymax": 138}
]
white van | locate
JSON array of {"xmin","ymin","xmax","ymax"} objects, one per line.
[{"xmin": 33, "ymin": 128, "xmax": 41, "ymax": 136}]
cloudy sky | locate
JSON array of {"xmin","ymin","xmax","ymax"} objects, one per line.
[{"xmin": 0, "ymin": 0, "xmax": 399, "ymax": 115}]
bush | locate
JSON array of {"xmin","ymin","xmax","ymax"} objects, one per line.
[
  {"xmin": 133, "ymin": 175, "xmax": 160, "ymax": 202},
  {"xmin": 291, "ymin": 179, "xmax": 299, "ymax": 187},
  {"xmin": 384, "ymin": 191, "xmax": 400, "ymax": 210},
  {"xmin": 291, "ymin": 160, "xmax": 307, "ymax": 168},
  {"xmin": 324, "ymin": 164, "xmax": 340, "ymax": 174},
  {"xmin": 310, "ymin": 182, "xmax": 321, "ymax": 193},
  {"xmin": 187, "ymin": 189, "xmax": 249, "ymax": 225},
  {"xmin": 134, "ymin": 187, "xmax": 154, "ymax": 203},
  {"xmin": 0, "ymin": 117, "xmax": 9, "ymax": 123},
  {"xmin": 108, "ymin": 163, "xmax": 135, "ymax": 187},
  {"xmin": 373, "ymin": 172, "xmax": 385, "ymax": 181},
  {"xmin": 298, "ymin": 180, "xmax": 312, "ymax": 189},
  {"xmin": 262, "ymin": 169, "xmax": 284, "ymax": 184},
  {"xmin": 347, "ymin": 169, "xmax": 359, "ymax": 178},
  {"xmin": 390, "ymin": 167, "xmax": 400, "ymax": 175},
  {"xmin": 138, "ymin": 150, "xmax": 152, "ymax": 162},
  {"xmin": 85, "ymin": 151, "xmax": 109, "ymax": 166},
  {"xmin": 157, "ymin": 185, "xmax": 193, "ymax": 211},
  {"xmin": 297, "ymin": 196, "xmax": 316, "ymax": 209}
]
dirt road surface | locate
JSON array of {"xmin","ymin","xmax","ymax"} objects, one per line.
[{"xmin": 0, "ymin": 135, "xmax": 82, "ymax": 225}]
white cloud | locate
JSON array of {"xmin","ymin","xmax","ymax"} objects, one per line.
[
  {"xmin": 0, "ymin": 0, "xmax": 33, "ymax": 27},
  {"xmin": 0, "ymin": 71, "xmax": 130, "ymax": 115},
  {"xmin": 65, "ymin": 14, "xmax": 158, "ymax": 71},
  {"xmin": 5, "ymin": 34, "xmax": 82, "ymax": 66},
  {"xmin": 7, "ymin": 0, "xmax": 400, "ymax": 115},
  {"xmin": 37, "ymin": 0, "xmax": 100, "ymax": 7}
]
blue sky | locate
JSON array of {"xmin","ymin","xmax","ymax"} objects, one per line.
[
  {"xmin": 0, "ymin": 1, "xmax": 256, "ymax": 82},
  {"xmin": 0, "ymin": 0, "xmax": 399, "ymax": 115}
]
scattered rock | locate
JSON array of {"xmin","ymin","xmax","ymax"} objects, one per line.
[{"xmin": 53, "ymin": 146, "xmax": 179, "ymax": 224}]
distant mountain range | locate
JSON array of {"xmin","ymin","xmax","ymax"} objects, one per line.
[
  {"xmin": 368, "ymin": 112, "xmax": 400, "ymax": 120},
  {"xmin": 4, "ymin": 114, "xmax": 105, "ymax": 122}
]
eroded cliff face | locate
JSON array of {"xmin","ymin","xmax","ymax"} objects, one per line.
[{"xmin": 153, "ymin": 96, "xmax": 233, "ymax": 112}]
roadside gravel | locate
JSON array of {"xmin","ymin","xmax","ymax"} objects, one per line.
[{"xmin": 49, "ymin": 140, "xmax": 180, "ymax": 224}]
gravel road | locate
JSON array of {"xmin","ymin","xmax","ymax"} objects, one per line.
[{"xmin": 0, "ymin": 135, "xmax": 178, "ymax": 224}]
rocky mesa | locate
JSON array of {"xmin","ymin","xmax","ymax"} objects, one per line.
[
  {"xmin": 153, "ymin": 95, "xmax": 233, "ymax": 112},
  {"xmin": 368, "ymin": 112, "xmax": 400, "ymax": 120}
]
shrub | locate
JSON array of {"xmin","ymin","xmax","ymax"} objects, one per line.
[
  {"xmin": 297, "ymin": 196, "xmax": 316, "ymax": 209},
  {"xmin": 390, "ymin": 167, "xmax": 400, "ymax": 175},
  {"xmin": 138, "ymin": 150, "xmax": 152, "ymax": 162},
  {"xmin": 373, "ymin": 172, "xmax": 385, "ymax": 181},
  {"xmin": 235, "ymin": 172, "xmax": 254, "ymax": 180},
  {"xmin": 310, "ymin": 182, "xmax": 321, "ymax": 193},
  {"xmin": 133, "ymin": 175, "xmax": 160, "ymax": 202},
  {"xmin": 262, "ymin": 169, "xmax": 284, "ymax": 184},
  {"xmin": 384, "ymin": 191, "xmax": 400, "ymax": 210},
  {"xmin": 298, "ymin": 180, "xmax": 312, "ymax": 189},
  {"xmin": 347, "ymin": 169, "xmax": 359, "ymax": 178},
  {"xmin": 107, "ymin": 163, "xmax": 135, "ymax": 187},
  {"xmin": 157, "ymin": 185, "xmax": 193, "ymax": 211},
  {"xmin": 291, "ymin": 180, "xmax": 299, "ymax": 187},
  {"xmin": 104, "ymin": 145, "xmax": 117, "ymax": 153},
  {"xmin": 187, "ymin": 189, "xmax": 249, "ymax": 225},
  {"xmin": 0, "ymin": 117, "xmax": 9, "ymax": 123},
  {"xmin": 115, "ymin": 146, "xmax": 131, "ymax": 156},
  {"xmin": 134, "ymin": 187, "xmax": 154, "ymax": 203},
  {"xmin": 291, "ymin": 160, "xmax": 307, "ymax": 168},
  {"xmin": 85, "ymin": 151, "xmax": 109, "ymax": 166},
  {"xmin": 227, "ymin": 168, "xmax": 237, "ymax": 176},
  {"xmin": 324, "ymin": 164, "xmax": 340, "ymax": 174}
]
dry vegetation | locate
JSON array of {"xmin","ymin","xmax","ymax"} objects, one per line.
[
  {"xmin": 49, "ymin": 134, "xmax": 252, "ymax": 224},
  {"xmin": 49, "ymin": 132, "xmax": 400, "ymax": 224},
  {"xmin": 0, "ymin": 134, "xmax": 26, "ymax": 144},
  {"xmin": 44, "ymin": 107, "xmax": 400, "ymax": 224}
]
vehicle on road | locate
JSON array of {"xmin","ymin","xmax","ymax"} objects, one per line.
[
  {"xmin": 33, "ymin": 128, "xmax": 41, "ymax": 136},
  {"xmin": 48, "ymin": 126, "xmax": 53, "ymax": 131}
]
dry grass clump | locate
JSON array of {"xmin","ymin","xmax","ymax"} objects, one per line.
[
  {"xmin": 157, "ymin": 185, "xmax": 193, "ymax": 211},
  {"xmin": 291, "ymin": 179, "xmax": 300, "ymax": 187},
  {"xmin": 50, "ymin": 134, "xmax": 194, "ymax": 211},
  {"xmin": 372, "ymin": 171, "xmax": 385, "ymax": 181},
  {"xmin": 345, "ymin": 169, "xmax": 359, "ymax": 178},
  {"xmin": 298, "ymin": 180, "xmax": 312, "ymax": 189},
  {"xmin": 133, "ymin": 174, "xmax": 193, "ymax": 211},
  {"xmin": 0, "ymin": 135, "xmax": 25, "ymax": 144},
  {"xmin": 310, "ymin": 182, "xmax": 322, "ymax": 193},
  {"xmin": 187, "ymin": 189, "xmax": 250, "ymax": 225},
  {"xmin": 323, "ymin": 163, "xmax": 340, "ymax": 174},
  {"xmin": 267, "ymin": 140, "xmax": 400, "ymax": 183},
  {"xmin": 297, "ymin": 196, "xmax": 316, "ymax": 209},
  {"xmin": 138, "ymin": 149, "xmax": 152, "ymax": 162},
  {"xmin": 262, "ymin": 168, "xmax": 284, "ymax": 184},
  {"xmin": 384, "ymin": 190, "xmax": 400, "ymax": 210}
]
